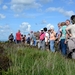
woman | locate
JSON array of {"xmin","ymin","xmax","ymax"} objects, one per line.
[
  {"xmin": 49, "ymin": 27, "xmax": 56, "ymax": 52},
  {"xmin": 60, "ymin": 22, "xmax": 67, "ymax": 56}
]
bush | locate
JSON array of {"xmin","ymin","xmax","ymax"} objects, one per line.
[{"xmin": 0, "ymin": 46, "xmax": 12, "ymax": 73}]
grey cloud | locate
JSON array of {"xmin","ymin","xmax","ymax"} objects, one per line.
[
  {"xmin": 0, "ymin": 14, "xmax": 6, "ymax": 19},
  {"xmin": 41, "ymin": 20, "xmax": 47, "ymax": 24},
  {"xmin": 46, "ymin": 7, "xmax": 75, "ymax": 17},
  {"xmin": 0, "ymin": 25, "xmax": 13, "ymax": 40},
  {"xmin": 11, "ymin": 0, "xmax": 42, "ymax": 12},
  {"xmin": 2, "ymin": 5, "xmax": 8, "ymax": 10},
  {"xmin": 40, "ymin": 0, "xmax": 53, "ymax": 3},
  {"xmin": 0, "ymin": 0, "xmax": 3, "ymax": 5}
]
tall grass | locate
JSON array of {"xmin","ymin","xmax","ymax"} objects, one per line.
[{"xmin": 1, "ymin": 43, "xmax": 75, "ymax": 75}]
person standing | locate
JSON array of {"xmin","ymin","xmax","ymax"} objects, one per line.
[
  {"xmin": 49, "ymin": 26, "xmax": 56, "ymax": 52},
  {"xmin": 16, "ymin": 30, "xmax": 21, "ymax": 44},
  {"xmin": 60, "ymin": 22, "xmax": 67, "ymax": 56},
  {"xmin": 8, "ymin": 32, "xmax": 14, "ymax": 43},
  {"xmin": 56, "ymin": 23, "xmax": 61, "ymax": 51},
  {"xmin": 39, "ymin": 28, "xmax": 45, "ymax": 50},
  {"xmin": 66, "ymin": 15, "xmax": 75, "ymax": 58},
  {"xmin": 43, "ymin": 27, "xmax": 49, "ymax": 51}
]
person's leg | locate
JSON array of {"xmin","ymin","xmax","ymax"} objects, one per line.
[
  {"xmin": 38, "ymin": 40, "xmax": 40, "ymax": 49},
  {"xmin": 60, "ymin": 39, "xmax": 67, "ymax": 56},
  {"xmin": 42, "ymin": 40, "xmax": 45, "ymax": 50},
  {"xmin": 50, "ymin": 40, "xmax": 55, "ymax": 52}
]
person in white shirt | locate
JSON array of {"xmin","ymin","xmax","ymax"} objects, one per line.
[
  {"xmin": 66, "ymin": 15, "xmax": 75, "ymax": 58},
  {"xmin": 43, "ymin": 27, "xmax": 49, "ymax": 51}
]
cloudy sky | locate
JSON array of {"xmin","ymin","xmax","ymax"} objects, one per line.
[{"xmin": 0, "ymin": 0, "xmax": 75, "ymax": 41}]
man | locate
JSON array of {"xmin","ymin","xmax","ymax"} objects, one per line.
[
  {"xmin": 9, "ymin": 32, "xmax": 14, "ymax": 43},
  {"xmin": 30, "ymin": 31, "xmax": 34, "ymax": 46},
  {"xmin": 56, "ymin": 23, "xmax": 61, "ymax": 51},
  {"xmin": 16, "ymin": 30, "xmax": 21, "ymax": 44},
  {"xmin": 65, "ymin": 19, "xmax": 70, "ymax": 26},
  {"xmin": 44, "ymin": 27, "xmax": 49, "ymax": 51},
  {"xmin": 66, "ymin": 15, "xmax": 75, "ymax": 58}
]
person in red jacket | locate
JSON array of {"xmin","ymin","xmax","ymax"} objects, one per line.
[{"xmin": 16, "ymin": 30, "xmax": 21, "ymax": 43}]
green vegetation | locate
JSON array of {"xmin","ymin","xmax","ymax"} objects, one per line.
[{"xmin": 0, "ymin": 43, "xmax": 75, "ymax": 75}]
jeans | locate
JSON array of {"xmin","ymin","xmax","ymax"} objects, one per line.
[
  {"xmin": 40, "ymin": 40, "xmax": 45, "ymax": 50},
  {"xmin": 17, "ymin": 40, "xmax": 21, "ymax": 44},
  {"xmin": 60, "ymin": 39, "xmax": 67, "ymax": 55},
  {"xmin": 50, "ymin": 40, "xmax": 55, "ymax": 52},
  {"xmin": 33, "ymin": 40, "xmax": 36, "ymax": 46}
]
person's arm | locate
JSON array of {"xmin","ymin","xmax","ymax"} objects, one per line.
[
  {"xmin": 65, "ymin": 26, "xmax": 72, "ymax": 44},
  {"xmin": 45, "ymin": 33, "xmax": 49, "ymax": 45},
  {"xmin": 66, "ymin": 26, "xmax": 72, "ymax": 37}
]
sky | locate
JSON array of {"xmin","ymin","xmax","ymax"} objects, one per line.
[{"xmin": 0, "ymin": 0, "xmax": 75, "ymax": 41}]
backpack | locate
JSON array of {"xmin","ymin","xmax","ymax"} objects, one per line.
[
  {"xmin": 9, "ymin": 34, "xmax": 14, "ymax": 40},
  {"xmin": 40, "ymin": 32, "xmax": 45, "ymax": 41},
  {"xmin": 27, "ymin": 37, "xmax": 30, "ymax": 42}
]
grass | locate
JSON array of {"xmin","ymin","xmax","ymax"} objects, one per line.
[{"xmin": 1, "ymin": 43, "xmax": 75, "ymax": 75}]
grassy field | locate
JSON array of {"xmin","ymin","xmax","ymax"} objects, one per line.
[{"xmin": 1, "ymin": 43, "xmax": 75, "ymax": 75}]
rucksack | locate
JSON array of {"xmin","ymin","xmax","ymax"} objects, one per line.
[
  {"xmin": 9, "ymin": 35, "xmax": 14, "ymax": 40},
  {"xmin": 40, "ymin": 33, "xmax": 45, "ymax": 41},
  {"xmin": 27, "ymin": 37, "xmax": 30, "ymax": 42}
]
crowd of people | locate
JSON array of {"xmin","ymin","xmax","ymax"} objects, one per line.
[{"xmin": 8, "ymin": 15, "xmax": 75, "ymax": 59}]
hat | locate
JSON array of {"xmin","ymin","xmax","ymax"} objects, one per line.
[{"xmin": 50, "ymin": 25, "xmax": 54, "ymax": 29}]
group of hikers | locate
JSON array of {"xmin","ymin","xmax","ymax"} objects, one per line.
[{"xmin": 8, "ymin": 15, "xmax": 75, "ymax": 59}]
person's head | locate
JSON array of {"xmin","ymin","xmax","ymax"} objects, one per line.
[
  {"xmin": 61, "ymin": 22, "xmax": 66, "ymax": 26},
  {"xmin": 58, "ymin": 22, "xmax": 61, "ymax": 28},
  {"xmin": 65, "ymin": 19, "xmax": 70, "ymax": 26},
  {"xmin": 70, "ymin": 15, "xmax": 75, "ymax": 24},
  {"xmin": 48, "ymin": 29, "xmax": 51, "ymax": 33},
  {"xmin": 50, "ymin": 27, "xmax": 54, "ymax": 33},
  {"xmin": 43, "ymin": 27, "xmax": 47, "ymax": 32},
  {"xmin": 21, "ymin": 34, "xmax": 23, "ymax": 37},
  {"xmin": 31, "ymin": 31, "xmax": 33, "ymax": 33},
  {"xmin": 41, "ymin": 28, "xmax": 43, "ymax": 32},
  {"xmin": 18, "ymin": 30, "xmax": 20, "ymax": 32},
  {"xmin": 50, "ymin": 25, "xmax": 54, "ymax": 32},
  {"xmin": 28, "ymin": 33, "xmax": 30, "ymax": 35},
  {"xmin": 24, "ymin": 35, "xmax": 26, "ymax": 37}
]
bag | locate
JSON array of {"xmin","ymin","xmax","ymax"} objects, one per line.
[
  {"xmin": 40, "ymin": 33, "xmax": 45, "ymax": 41},
  {"xmin": 27, "ymin": 37, "xmax": 30, "ymax": 42},
  {"xmin": 9, "ymin": 35, "xmax": 14, "ymax": 40}
]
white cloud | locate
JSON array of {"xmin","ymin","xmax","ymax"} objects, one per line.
[
  {"xmin": 11, "ymin": 0, "xmax": 35, "ymax": 4},
  {"xmin": 11, "ymin": 0, "xmax": 42, "ymax": 12},
  {"xmin": 11, "ymin": 4, "xmax": 24, "ymax": 12},
  {"xmin": 41, "ymin": 20, "xmax": 47, "ymax": 24},
  {"xmin": 0, "ymin": 14, "xmax": 6, "ymax": 19},
  {"xmin": 46, "ymin": 23, "xmax": 54, "ymax": 30},
  {"xmin": 0, "ymin": 25, "xmax": 11, "ymax": 32},
  {"xmin": 20, "ymin": 22, "xmax": 31, "ymax": 34},
  {"xmin": 0, "ymin": 25, "xmax": 13, "ymax": 40},
  {"xmin": 46, "ymin": 7, "xmax": 75, "ymax": 17},
  {"xmin": 2, "ymin": 5, "xmax": 8, "ymax": 10},
  {"xmin": 14, "ymin": 13, "xmax": 34, "ymax": 18},
  {"xmin": 14, "ymin": 14, "xmax": 20, "ymax": 17},
  {"xmin": 68, "ymin": 0, "xmax": 74, "ymax": 4},
  {"xmin": 61, "ymin": 0, "xmax": 74, "ymax": 4},
  {"xmin": 40, "ymin": 0, "xmax": 53, "ymax": 3}
]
